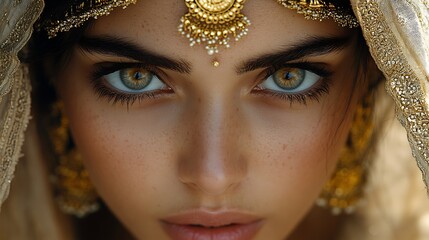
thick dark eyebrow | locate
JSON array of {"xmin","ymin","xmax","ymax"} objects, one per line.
[
  {"xmin": 78, "ymin": 35, "xmax": 192, "ymax": 74},
  {"xmin": 236, "ymin": 35, "xmax": 353, "ymax": 74}
]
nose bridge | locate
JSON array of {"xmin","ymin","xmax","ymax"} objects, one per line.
[{"xmin": 178, "ymin": 95, "xmax": 247, "ymax": 195}]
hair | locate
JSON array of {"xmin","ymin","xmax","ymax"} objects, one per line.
[
  {"xmin": 5, "ymin": 0, "xmax": 385, "ymax": 239},
  {"xmin": 26, "ymin": 26, "xmax": 135, "ymax": 240}
]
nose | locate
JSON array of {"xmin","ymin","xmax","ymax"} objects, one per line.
[{"xmin": 178, "ymin": 96, "xmax": 248, "ymax": 196}]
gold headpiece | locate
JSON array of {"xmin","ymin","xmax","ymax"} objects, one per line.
[
  {"xmin": 276, "ymin": 0, "xmax": 359, "ymax": 28},
  {"xmin": 177, "ymin": 0, "xmax": 358, "ymax": 55},
  {"xmin": 39, "ymin": 0, "xmax": 358, "ymax": 49},
  {"xmin": 38, "ymin": 0, "xmax": 137, "ymax": 38},
  {"xmin": 178, "ymin": 0, "xmax": 251, "ymax": 55}
]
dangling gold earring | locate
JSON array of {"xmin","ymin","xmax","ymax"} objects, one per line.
[
  {"xmin": 49, "ymin": 102, "xmax": 99, "ymax": 217},
  {"xmin": 316, "ymin": 92, "xmax": 375, "ymax": 215}
]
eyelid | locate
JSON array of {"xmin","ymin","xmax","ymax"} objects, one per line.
[
  {"xmin": 252, "ymin": 62, "xmax": 334, "ymax": 106},
  {"xmin": 89, "ymin": 63, "xmax": 174, "ymax": 107},
  {"xmin": 90, "ymin": 62, "xmax": 162, "ymax": 81},
  {"xmin": 266, "ymin": 61, "xmax": 333, "ymax": 79}
]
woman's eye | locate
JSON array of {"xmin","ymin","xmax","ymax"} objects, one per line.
[
  {"xmin": 104, "ymin": 67, "xmax": 165, "ymax": 93},
  {"xmin": 260, "ymin": 67, "xmax": 322, "ymax": 93}
]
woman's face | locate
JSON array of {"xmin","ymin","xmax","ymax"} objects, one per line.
[{"xmin": 57, "ymin": 0, "xmax": 362, "ymax": 239}]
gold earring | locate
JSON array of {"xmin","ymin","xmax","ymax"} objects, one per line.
[
  {"xmin": 178, "ymin": 0, "xmax": 251, "ymax": 55},
  {"xmin": 316, "ymin": 93, "xmax": 374, "ymax": 215},
  {"xmin": 49, "ymin": 102, "xmax": 99, "ymax": 217}
]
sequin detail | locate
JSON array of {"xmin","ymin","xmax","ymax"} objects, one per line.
[
  {"xmin": 0, "ymin": 0, "xmax": 41, "ymax": 207},
  {"xmin": 276, "ymin": 0, "xmax": 359, "ymax": 28},
  {"xmin": 39, "ymin": 0, "xmax": 137, "ymax": 38},
  {"xmin": 0, "ymin": 67, "xmax": 31, "ymax": 205},
  {"xmin": 0, "ymin": 0, "xmax": 42, "ymax": 97},
  {"xmin": 357, "ymin": 0, "xmax": 429, "ymax": 191}
]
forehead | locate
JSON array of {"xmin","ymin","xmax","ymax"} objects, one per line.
[{"xmin": 85, "ymin": 0, "xmax": 353, "ymax": 65}]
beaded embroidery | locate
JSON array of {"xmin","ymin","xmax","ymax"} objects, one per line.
[
  {"xmin": 276, "ymin": 0, "xmax": 359, "ymax": 28},
  {"xmin": 356, "ymin": 0, "xmax": 429, "ymax": 191},
  {"xmin": 0, "ymin": 0, "xmax": 42, "ymax": 207},
  {"xmin": 39, "ymin": 0, "xmax": 137, "ymax": 38}
]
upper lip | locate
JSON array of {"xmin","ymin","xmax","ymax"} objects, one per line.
[{"xmin": 161, "ymin": 209, "xmax": 262, "ymax": 227}]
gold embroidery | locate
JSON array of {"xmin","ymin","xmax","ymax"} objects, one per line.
[
  {"xmin": 1, "ymin": 0, "xmax": 43, "ymax": 97},
  {"xmin": 276, "ymin": 0, "xmax": 359, "ymax": 28},
  {"xmin": 0, "ymin": 66, "xmax": 32, "ymax": 205},
  {"xmin": 39, "ymin": 0, "xmax": 137, "ymax": 38},
  {"xmin": 0, "ymin": 0, "xmax": 42, "ymax": 206},
  {"xmin": 356, "ymin": 0, "xmax": 429, "ymax": 189}
]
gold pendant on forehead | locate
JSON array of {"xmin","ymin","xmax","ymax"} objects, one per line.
[{"xmin": 178, "ymin": 0, "xmax": 251, "ymax": 55}]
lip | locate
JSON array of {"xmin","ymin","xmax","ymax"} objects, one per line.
[{"xmin": 161, "ymin": 210, "xmax": 264, "ymax": 240}]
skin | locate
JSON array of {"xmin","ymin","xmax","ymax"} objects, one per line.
[{"xmin": 56, "ymin": 0, "xmax": 366, "ymax": 239}]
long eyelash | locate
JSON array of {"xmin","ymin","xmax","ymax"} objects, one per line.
[
  {"xmin": 254, "ymin": 80, "xmax": 331, "ymax": 106},
  {"xmin": 255, "ymin": 79, "xmax": 329, "ymax": 106},
  {"xmin": 91, "ymin": 82, "xmax": 161, "ymax": 108},
  {"xmin": 257, "ymin": 62, "xmax": 333, "ymax": 106},
  {"xmin": 268, "ymin": 61, "xmax": 333, "ymax": 78},
  {"xmin": 91, "ymin": 62, "xmax": 157, "ymax": 80},
  {"xmin": 89, "ymin": 62, "xmax": 171, "ymax": 108}
]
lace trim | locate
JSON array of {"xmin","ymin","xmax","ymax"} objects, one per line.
[
  {"xmin": 0, "ymin": 0, "xmax": 43, "ymax": 208},
  {"xmin": 0, "ymin": 66, "xmax": 31, "ymax": 206},
  {"xmin": 0, "ymin": 0, "xmax": 43, "ymax": 98},
  {"xmin": 357, "ymin": 0, "xmax": 429, "ymax": 191}
]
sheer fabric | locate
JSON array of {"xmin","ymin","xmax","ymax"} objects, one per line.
[
  {"xmin": 0, "ymin": 3, "xmax": 428, "ymax": 239},
  {"xmin": 0, "ymin": 0, "xmax": 43, "ymax": 209}
]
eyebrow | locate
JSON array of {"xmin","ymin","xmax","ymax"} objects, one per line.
[
  {"xmin": 78, "ymin": 35, "xmax": 192, "ymax": 74},
  {"xmin": 79, "ymin": 34, "xmax": 352, "ymax": 75},
  {"xmin": 236, "ymin": 35, "xmax": 354, "ymax": 74}
]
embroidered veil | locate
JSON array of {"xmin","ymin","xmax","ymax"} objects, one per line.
[
  {"xmin": 0, "ymin": 0, "xmax": 43, "ymax": 208},
  {"xmin": 0, "ymin": 0, "xmax": 428, "ymax": 215}
]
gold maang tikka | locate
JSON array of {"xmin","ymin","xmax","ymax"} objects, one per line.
[
  {"xmin": 38, "ymin": 0, "xmax": 358, "ymax": 46},
  {"xmin": 178, "ymin": 0, "xmax": 251, "ymax": 55}
]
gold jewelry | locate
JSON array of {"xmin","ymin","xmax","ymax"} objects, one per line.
[
  {"xmin": 276, "ymin": 0, "xmax": 359, "ymax": 28},
  {"xmin": 38, "ymin": 0, "xmax": 137, "ymax": 38},
  {"xmin": 178, "ymin": 0, "xmax": 251, "ymax": 55},
  {"xmin": 49, "ymin": 102, "xmax": 99, "ymax": 217},
  {"xmin": 38, "ymin": 0, "xmax": 357, "ymax": 41},
  {"xmin": 212, "ymin": 59, "xmax": 220, "ymax": 67},
  {"xmin": 316, "ymin": 92, "xmax": 374, "ymax": 215}
]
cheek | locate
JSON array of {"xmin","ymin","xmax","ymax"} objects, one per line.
[
  {"xmin": 65, "ymin": 106, "xmax": 193, "ymax": 239},
  {"xmin": 57, "ymin": 48, "xmax": 356, "ymax": 239},
  {"xmin": 244, "ymin": 91, "xmax": 352, "ymax": 235},
  {"xmin": 254, "ymin": 108, "xmax": 346, "ymax": 192},
  {"xmin": 58, "ymin": 75, "xmax": 179, "ymax": 222}
]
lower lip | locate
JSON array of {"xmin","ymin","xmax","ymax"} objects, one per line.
[{"xmin": 161, "ymin": 220, "xmax": 263, "ymax": 240}]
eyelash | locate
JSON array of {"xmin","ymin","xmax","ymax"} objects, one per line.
[
  {"xmin": 89, "ymin": 62, "xmax": 333, "ymax": 107},
  {"xmin": 253, "ymin": 62, "xmax": 333, "ymax": 105},
  {"xmin": 253, "ymin": 84, "xmax": 330, "ymax": 106},
  {"xmin": 90, "ymin": 62, "xmax": 173, "ymax": 106}
]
